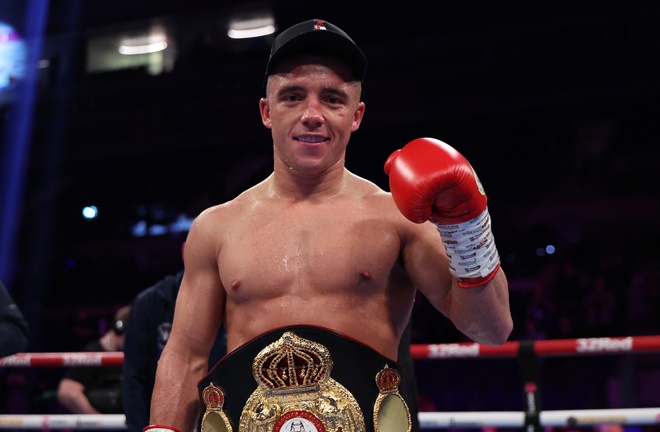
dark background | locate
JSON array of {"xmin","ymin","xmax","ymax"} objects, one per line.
[{"xmin": 1, "ymin": 0, "xmax": 660, "ymax": 419}]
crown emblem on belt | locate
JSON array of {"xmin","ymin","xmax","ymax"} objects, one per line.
[
  {"xmin": 375, "ymin": 365, "xmax": 401, "ymax": 393},
  {"xmin": 201, "ymin": 383, "xmax": 233, "ymax": 432},
  {"xmin": 253, "ymin": 332, "xmax": 333, "ymax": 393},
  {"xmin": 202, "ymin": 382, "xmax": 225, "ymax": 409},
  {"xmin": 241, "ymin": 331, "xmax": 366, "ymax": 431}
]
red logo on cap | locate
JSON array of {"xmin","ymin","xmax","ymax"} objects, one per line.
[{"xmin": 313, "ymin": 20, "xmax": 327, "ymax": 31}]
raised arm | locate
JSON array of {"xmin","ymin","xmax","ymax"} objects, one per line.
[
  {"xmin": 148, "ymin": 211, "xmax": 225, "ymax": 432},
  {"xmin": 385, "ymin": 138, "xmax": 513, "ymax": 346}
]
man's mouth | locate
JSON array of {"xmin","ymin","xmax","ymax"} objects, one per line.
[{"xmin": 296, "ymin": 135, "xmax": 326, "ymax": 143}]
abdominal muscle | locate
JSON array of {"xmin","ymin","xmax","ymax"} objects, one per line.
[
  {"xmin": 226, "ymin": 290, "xmax": 401, "ymax": 359},
  {"xmin": 223, "ymin": 285, "xmax": 408, "ymax": 359}
]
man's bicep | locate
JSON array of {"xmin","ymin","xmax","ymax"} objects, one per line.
[
  {"xmin": 171, "ymin": 217, "xmax": 225, "ymax": 357},
  {"xmin": 402, "ymin": 222, "xmax": 455, "ymax": 315},
  {"xmin": 168, "ymin": 282, "xmax": 224, "ymax": 364}
]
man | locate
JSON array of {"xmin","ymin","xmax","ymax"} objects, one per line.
[
  {"xmin": 57, "ymin": 305, "xmax": 130, "ymax": 414},
  {"xmin": 0, "ymin": 279, "xmax": 29, "ymax": 358},
  {"xmin": 123, "ymin": 270, "xmax": 227, "ymax": 432},
  {"xmin": 148, "ymin": 19, "xmax": 512, "ymax": 432}
]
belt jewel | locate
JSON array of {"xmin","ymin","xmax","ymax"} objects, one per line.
[
  {"xmin": 201, "ymin": 383, "xmax": 233, "ymax": 432},
  {"xmin": 239, "ymin": 331, "xmax": 366, "ymax": 432},
  {"xmin": 373, "ymin": 366, "xmax": 411, "ymax": 432}
]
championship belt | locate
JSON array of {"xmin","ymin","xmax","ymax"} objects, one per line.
[{"xmin": 198, "ymin": 325, "xmax": 411, "ymax": 432}]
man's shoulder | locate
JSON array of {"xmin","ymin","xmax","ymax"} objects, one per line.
[
  {"xmin": 196, "ymin": 191, "xmax": 256, "ymax": 221},
  {"xmin": 186, "ymin": 193, "xmax": 259, "ymax": 246},
  {"xmin": 349, "ymin": 175, "xmax": 425, "ymax": 232},
  {"xmin": 343, "ymin": 171, "xmax": 384, "ymax": 195},
  {"xmin": 189, "ymin": 202, "xmax": 235, "ymax": 233},
  {"xmin": 350, "ymin": 176, "xmax": 395, "ymax": 206}
]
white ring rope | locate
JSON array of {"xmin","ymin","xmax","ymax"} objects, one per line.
[
  {"xmin": 1, "ymin": 409, "xmax": 660, "ymax": 430},
  {"xmin": 0, "ymin": 415, "xmax": 126, "ymax": 430},
  {"xmin": 420, "ymin": 408, "xmax": 660, "ymax": 428}
]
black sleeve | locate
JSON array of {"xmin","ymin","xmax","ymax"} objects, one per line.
[
  {"xmin": 123, "ymin": 290, "xmax": 158, "ymax": 432},
  {"xmin": 0, "ymin": 280, "xmax": 30, "ymax": 358}
]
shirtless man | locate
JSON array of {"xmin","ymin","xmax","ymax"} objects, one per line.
[{"xmin": 148, "ymin": 19, "xmax": 512, "ymax": 432}]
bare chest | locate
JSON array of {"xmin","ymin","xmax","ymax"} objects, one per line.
[{"xmin": 218, "ymin": 202, "xmax": 401, "ymax": 298}]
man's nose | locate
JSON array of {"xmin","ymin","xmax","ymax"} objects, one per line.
[{"xmin": 301, "ymin": 100, "xmax": 323, "ymax": 128}]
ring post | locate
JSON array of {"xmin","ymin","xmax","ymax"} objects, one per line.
[{"xmin": 518, "ymin": 340, "xmax": 542, "ymax": 432}]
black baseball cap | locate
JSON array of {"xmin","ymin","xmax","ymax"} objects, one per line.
[{"xmin": 264, "ymin": 19, "xmax": 367, "ymax": 87}]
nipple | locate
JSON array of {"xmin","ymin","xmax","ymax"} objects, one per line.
[
  {"xmin": 360, "ymin": 270, "xmax": 372, "ymax": 280},
  {"xmin": 230, "ymin": 279, "xmax": 241, "ymax": 290}
]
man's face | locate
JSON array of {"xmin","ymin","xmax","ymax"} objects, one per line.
[{"xmin": 259, "ymin": 55, "xmax": 365, "ymax": 176}]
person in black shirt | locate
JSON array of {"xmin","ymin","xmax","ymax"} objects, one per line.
[
  {"xmin": 0, "ymin": 279, "xmax": 29, "ymax": 358},
  {"xmin": 57, "ymin": 305, "xmax": 130, "ymax": 414}
]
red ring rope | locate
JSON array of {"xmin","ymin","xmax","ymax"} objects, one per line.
[
  {"xmin": 0, "ymin": 351, "xmax": 123, "ymax": 367},
  {"xmin": 1, "ymin": 336, "xmax": 659, "ymax": 366},
  {"xmin": 409, "ymin": 335, "xmax": 660, "ymax": 360}
]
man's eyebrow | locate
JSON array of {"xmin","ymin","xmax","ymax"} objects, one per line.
[
  {"xmin": 320, "ymin": 87, "xmax": 350, "ymax": 100},
  {"xmin": 275, "ymin": 85, "xmax": 351, "ymax": 100},
  {"xmin": 277, "ymin": 85, "xmax": 305, "ymax": 96}
]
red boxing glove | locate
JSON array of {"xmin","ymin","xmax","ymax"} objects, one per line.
[
  {"xmin": 384, "ymin": 137, "xmax": 500, "ymax": 288},
  {"xmin": 384, "ymin": 137, "xmax": 486, "ymax": 224}
]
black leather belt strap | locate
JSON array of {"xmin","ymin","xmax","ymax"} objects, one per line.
[{"xmin": 198, "ymin": 325, "xmax": 405, "ymax": 432}]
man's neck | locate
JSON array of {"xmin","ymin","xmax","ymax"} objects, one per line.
[{"xmin": 269, "ymin": 164, "xmax": 349, "ymax": 201}]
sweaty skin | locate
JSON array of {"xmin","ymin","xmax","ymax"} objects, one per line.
[{"xmin": 149, "ymin": 55, "xmax": 513, "ymax": 431}]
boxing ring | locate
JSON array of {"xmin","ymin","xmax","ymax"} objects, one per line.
[{"xmin": 1, "ymin": 335, "xmax": 659, "ymax": 430}]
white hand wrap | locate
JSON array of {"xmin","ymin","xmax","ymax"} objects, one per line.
[{"xmin": 435, "ymin": 207, "xmax": 500, "ymax": 287}]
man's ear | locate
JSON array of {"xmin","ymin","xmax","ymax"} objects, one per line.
[
  {"xmin": 351, "ymin": 102, "xmax": 366, "ymax": 132},
  {"xmin": 259, "ymin": 98, "xmax": 272, "ymax": 129}
]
